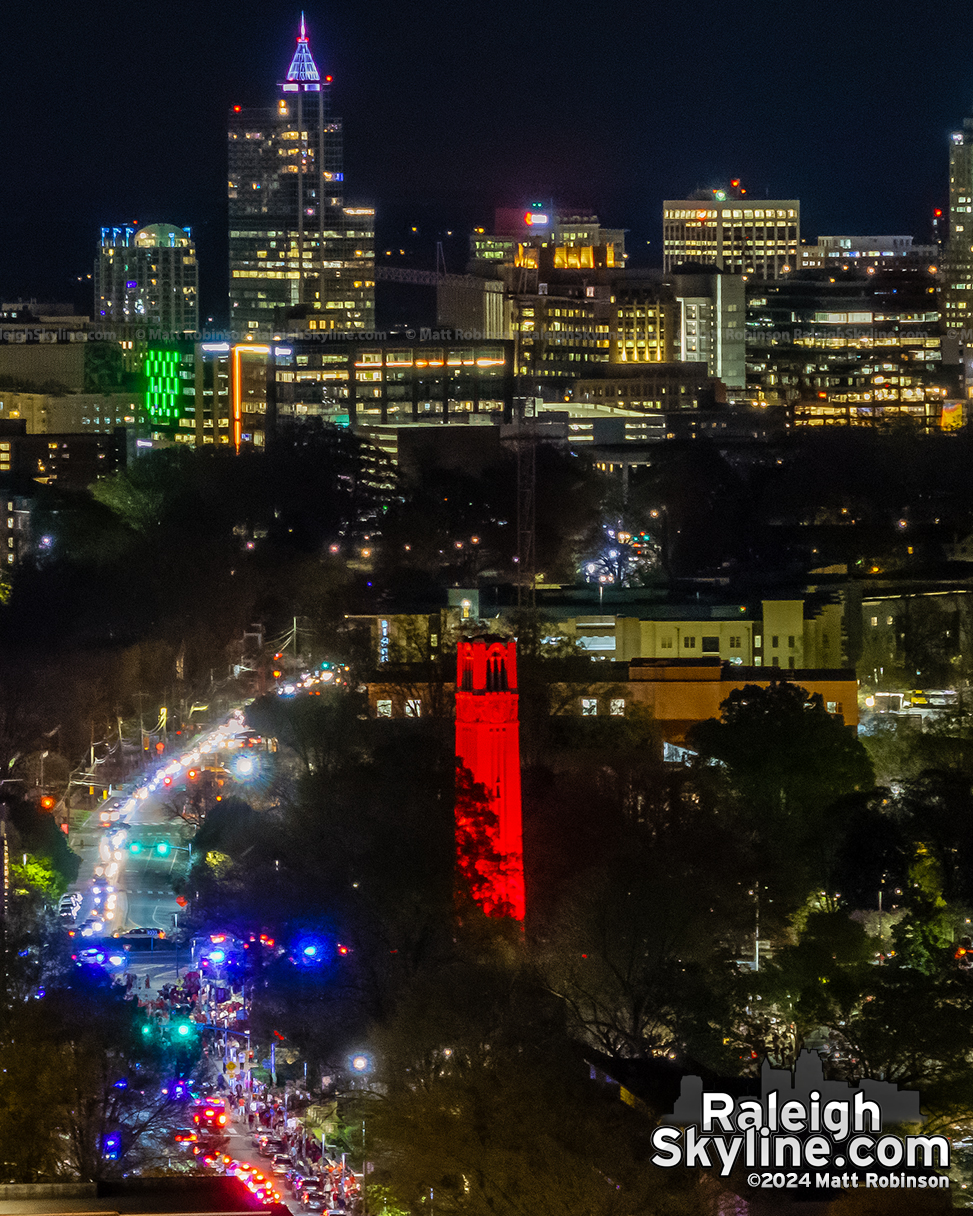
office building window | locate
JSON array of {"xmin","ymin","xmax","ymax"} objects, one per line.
[
  {"xmin": 376, "ymin": 699, "xmax": 392, "ymax": 718},
  {"xmin": 581, "ymin": 698, "xmax": 598, "ymax": 716},
  {"xmin": 771, "ymin": 636, "xmax": 779, "ymax": 648},
  {"xmin": 610, "ymin": 699, "xmax": 625, "ymax": 716},
  {"xmin": 702, "ymin": 637, "xmax": 720, "ymax": 653},
  {"xmin": 683, "ymin": 636, "xmax": 696, "ymax": 649},
  {"xmin": 405, "ymin": 699, "xmax": 421, "ymax": 718},
  {"xmin": 788, "ymin": 635, "xmax": 796, "ymax": 649}
]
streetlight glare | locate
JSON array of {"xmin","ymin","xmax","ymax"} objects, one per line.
[{"xmin": 234, "ymin": 755, "xmax": 256, "ymax": 778}]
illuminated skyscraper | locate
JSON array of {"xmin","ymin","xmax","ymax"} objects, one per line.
[
  {"xmin": 942, "ymin": 116, "xmax": 973, "ymax": 335},
  {"xmin": 228, "ymin": 16, "xmax": 374, "ymax": 333},
  {"xmin": 95, "ymin": 223, "xmax": 198, "ymax": 336},
  {"xmin": 663, "ymin": 189, "xmax": 799, "ymax": 276}
]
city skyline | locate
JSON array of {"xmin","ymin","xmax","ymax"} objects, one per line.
[{"xmin": 4, "ymin": 0, "xmax": 973, "ymax": 317}]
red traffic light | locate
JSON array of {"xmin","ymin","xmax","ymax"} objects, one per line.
[
  {"xmin": 39, "ymin": 795, "xmax": 55, "ymax": 811},
  {"xmin": 187, "ymin": 769, "xmax": 198, "ymax": 781}
]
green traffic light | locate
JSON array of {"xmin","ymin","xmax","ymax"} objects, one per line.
[
  {"xmin": 129, "ymin": 842, "xmax": 141, "ymax": 854},
  {"xmin": 156, "ymin": 841, "xmax": 170, "ymax": 856},
  {"xmin": 176, "ymin": 1022, "xmax": 191, "ymax": 1037},
  {"xmin": 141, "ymin": 1024, "xmax": 152, "ymax": 1037}
]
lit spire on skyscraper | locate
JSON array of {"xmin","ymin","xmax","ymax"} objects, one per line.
[{"xmin": 286, "ymin": 13, "xmax": 321, "ymax": 83}]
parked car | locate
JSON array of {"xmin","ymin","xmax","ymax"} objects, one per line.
[{"xmin": 271, "ymin": 1154, "xmax": 292, "ymax": 1175}]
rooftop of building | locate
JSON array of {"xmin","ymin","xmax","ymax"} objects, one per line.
[
  {"xmin": 285, "ymin": 14, "xmax": 321, "ymax": 83},
  {"xmin": 133, "ymin": 223, "xmax": 193, "ymax": 248}
]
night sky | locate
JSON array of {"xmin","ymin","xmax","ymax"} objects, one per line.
[{"xmin": 4, "ymin": 0, "xmax": 973, "ymax": 322}]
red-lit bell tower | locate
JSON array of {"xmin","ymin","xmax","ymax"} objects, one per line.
[{"xmin": 455, "ymin": 637, "xmax": 525, "ymax": 920}]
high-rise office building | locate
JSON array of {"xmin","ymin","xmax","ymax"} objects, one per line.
[
  {"xmin": 94, "ymin": 223, "xmax": 198, "ymax": 336},
  {"xmin": 228, "ymin": 17, "xmax": 374, "ymax": 334},
  {"xmin": 745, "ymin": 274, "xmax": 960, "ymax": 428},
  {"xmin": 663, "ymin": 189, "xmax": 799, "ymax": 276},
  {"xmin": 942, "ymin": 115, "xmax": 973, "ymax": 335}
]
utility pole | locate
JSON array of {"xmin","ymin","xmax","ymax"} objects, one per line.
[{"xmin": 515, "ymin": 424, "xmax": 537, "ymax": 615}]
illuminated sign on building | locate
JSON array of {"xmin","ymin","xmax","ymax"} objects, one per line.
[
  {"xmin": 524, "ymin": 211, "xmax": 549, "ymax": 227},
  {"xmin": 144, "ymin": 348, "xmax": 183, "ymax": 421}
]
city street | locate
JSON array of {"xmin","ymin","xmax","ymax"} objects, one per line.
[{"xmin": 64, "ymin": 711, "xmax": 250, "ymax": 976}]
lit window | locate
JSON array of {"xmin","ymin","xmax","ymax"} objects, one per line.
[
  {"xmin": 405, "ymin": 699, "xmax": 421, "ymax": 718},
  {"xmin": 581, "ymin": 698, "xmax": 598, "ymax": 716},
  {"xmin": 610, "ymin": 699, "xmax": 625, "ymax": 716},
  {"xmin": 376, "ymin": 700, "xmax": 392, "ymax": 718}
]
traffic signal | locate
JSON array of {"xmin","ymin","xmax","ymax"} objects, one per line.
[
  {"xmin": 39, "ymin": 794, "xmax": 55, "ymax": 811},
  {"xmin": 156, "ymin": 841, "xmax": 170, "ymax": 857},
  {"xmin": 187, "ymin": 769, "xmax": 198, "ymax": 781},
  {"xmin": 129, "ymin": 842, "xmax": 142, "ymax": 855},
  {"xmin": 103, "ymin": 1131, "xmax": 121, "ymax": 1160},
  {"xmin": 175, "ymin": 1021, "xmax": 192, "ymax": 1037}
]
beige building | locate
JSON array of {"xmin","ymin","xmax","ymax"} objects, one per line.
[
  {"xmin": 365, "ymin": 657, "xmax": 859, "ymax": 743},
  {"xmin": 351, "ymin": 597, "xmax": 845, "ymax": 673},
  {"xmin": 0, "ymin": 391, "xmax": 146, "ymax": 434},
  {"xmin": 663, "ymin": 197, "xmax": 799, "ymax": 277},
  {"xmin": 559, "ymin": 599, "xmax": 843, "ymax": 670},
  {"xmin": 800, "ymin": 236, "xmax": 937, "ymax": 274}
]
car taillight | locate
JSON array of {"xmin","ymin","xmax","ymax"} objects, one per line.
[{"xmin": 218, "ymin": 1114, "xmax": 226, "ymax": 1124}]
